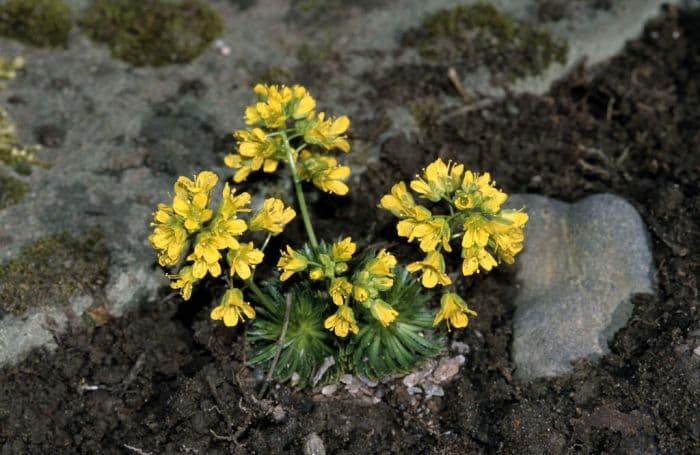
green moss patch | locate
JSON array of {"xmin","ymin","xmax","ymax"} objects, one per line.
[
  {"xmin": 0, "ymin": 228, "xmax": 110, "ymax": 316},
  {"xmin": 0, "ymin": 174, "xmax": 29, "ymax": 209},
  {"xmin": 403, "ymin": 3, "xmax": 568, "ymax": 81},
  {"xmin": 0, "ymin": 0, "xmax": 72, "ymax": 47},
  {"xmin": 78, "ymin": 0, "xmax": 224, "ymax": 67}
]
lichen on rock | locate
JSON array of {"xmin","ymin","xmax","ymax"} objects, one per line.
[
  {"xmin": 0, "ymin": 0, "xmax": 72, "ymax": 47},
  {"xmin": 78, "ymin": 0, "xmax": 225, "ymax": 67},
  {"xmin": 403, "ymin": 2, "xmax": 568, "ymax": 82},
  {"xmin": 0, "ymin": 228, "xmax": 110, "ymax": 316},
  {"xmin": 0, "ymin": 174, "xmax": 28, "ymax": 209}
]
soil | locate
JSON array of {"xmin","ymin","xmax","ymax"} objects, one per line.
[{"xmin": 1, "ymin": 6, "xmax": 699, "ymax": 454}]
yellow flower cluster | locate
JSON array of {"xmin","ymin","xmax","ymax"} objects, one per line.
[
  {"xmin": 379, "ymin": 158, "xmax": 528, "ymax": 330},
  {"xmin": 224, "ymin": 83, "xmax": 352, "ymax": 196},
  {"xmin": 149, "ymin": 170, "xmax": 296, "ymax": 327},
  {"xmin": 297, "ymin": 150, "xmax": 351, "ymax": 196},
  {"xmin": 276, "ymin": 238, "xmax": 401, "ymax": 337}
]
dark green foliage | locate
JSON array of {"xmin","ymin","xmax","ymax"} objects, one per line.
[
  {"xmin": 0, "ymin": 174, "xmax": 28, "ymax": 209},
  {"xmin": 0, "ymin": 228, "xmax": 109, "ymax": 316},
  {"xmin": 78, "ymin": 0, "xmax": 224, "ymax": 67},
  {"xmin": 349, "ymin": 268, "xmax": 441, "ymax": 378},
  {"xmin": 403, "ymin": 2, "xmax": 568, "ymax": 81},
  {"xmin": 0, "ymin": 0, "xmax": 72, "ymax": 47},
  {"xmin": 248, "ymin": 282, "xmax": 334, "ymax": 387}
]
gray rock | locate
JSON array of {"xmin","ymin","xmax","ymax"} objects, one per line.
[
  {"xmin": 303, "ymin": 433, "xmax": 326, "ymax": 455},
  {"xmin": 508, "ymin": 194, "xmax": 655, "ymax": 380}
]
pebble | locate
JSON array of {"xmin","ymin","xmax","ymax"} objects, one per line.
[
  {"xmin": 402, "ymin": 361, "xmax": 436, "ymax": 388},
  {"xmin": 303, "ymin": 433, "xmax": 325, "ymax": 455},
  {"xmin": 507, "ymin": 194, "xmax": 655, "ymax": 380},
  {"xmin": 321, "ymin": 384, "xmax": 337, "ymax": 396},
  {"xmin": 422, "ymin": 382, "xmax": 445, "ymax": 398},
  {"xmin": 693, "ymin": 346, "xmax": 700, "ymax": 357},
  {"xmin": 450, "ymin": 341, "xmax": 470, "ymax": 355},
  {"xmin": 432, "ymin": 355, "xmax": 465, "ymax": 383},
  {"xmin": 407, "ymin": 386, "xmax": 423, "ymax": 395}
]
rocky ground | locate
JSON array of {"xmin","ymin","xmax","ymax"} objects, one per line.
[{"xmin": 0, "ymin": 0, "xmax": 698, "ymax": 453}]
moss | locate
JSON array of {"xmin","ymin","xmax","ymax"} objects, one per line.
[
  {"xmin": 78, "ymin": 0, "xmax": 224, "ymax": 67},
  {"xmin": 403, "ymin": 3, "xmax": 568, "ymax": 81},
  {"xmin": 256, "ymin": 66, "xmax": 293, "ymax": 86},
  {"xmin": 297, "ymin": 43, "xmax": 335, "ymax": 67},
  {"xmin": 0, "ymin": 174, "xmax": 28, "ymax": 209},
  {"xmin": 408, "ymin": 96, "xmax": 443, "ymax": 131},
  {"xmin": 0, "ymin": 228, "xmax": 110, "ymax": 316},
  {"xmin": 0, "ymin": 0, "xmax": 72, "ymax": 47}
]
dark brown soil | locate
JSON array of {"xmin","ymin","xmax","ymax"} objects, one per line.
[{"xmin": 1, "ymin": 7, "xmax": 699, "ymax": 454}]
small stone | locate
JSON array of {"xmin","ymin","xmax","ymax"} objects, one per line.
[
  {"xmin": 402, "ymin": 360, "xmax": 436, "ymax": 387},
  {"xmin": 358, "ymin": 375, "xmax": 378, "ymax": 387},
  {"xmin": 407, "ymin": 386, "xmax": 423, "ymax": 395},
  {"xmin": 291, "ymin": 372, "xmax": 301, "ymax": 384},
  {"xmin": 432, "ymin": 355, "xmax": 465, "ymax": 383},
  {"xmin": 507, "ymin": 194, "xmax": 655, "ymax": 380},
  {"xmin": 339, "ymin": 374, "xmax": 354, "ymax": 385},
  {"xmin": 450, "ymin": 341, "xmax": 470, "ymax": 355},
  {"xmin": 271, "ymin": 405, "xmax": 286, "ymax": 422},
  {"xmin": 321, "ymin": 384, "xmax": 337, "ymax": 396},
  {"xmin": 422, "ymin": 382, "xmax": 445, "ymax": 398},
  {"xmin": 303, "ymin": 433, "xmax": 325, "ymax": 455},
  {"xmin": 693, "ymin": 346, "xmax": 700, "ymax": 357}
]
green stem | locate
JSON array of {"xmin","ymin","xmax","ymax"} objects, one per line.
[
  {"xmin": 247, "ymin": 278, "xmax": 276, "ymax": 311},
  {"xmin": 281, "ymin": 130, "xmax": 318, "ymax": 250}
]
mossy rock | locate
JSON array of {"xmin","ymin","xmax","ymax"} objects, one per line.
[
  {"xmin": 0, "ymin": 228, "xmax": 110, "ymax": 316},
  {"xmin": 403, "ymin": 3, "xmax": 568, "ymax": 81},
  {"xmin": 78, "ymin": 0, "xmax": 224, "ymax": 67},
  {"xmin": 0, "ymin": 174, "xmax": 28, "ymax": 209},
  {"xmin": 0, "ymin": 0, "xmax": 72, "ymax": 47}
]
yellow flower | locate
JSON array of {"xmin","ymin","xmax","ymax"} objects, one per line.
[
  {"xmin": 409, "ymin": 217, "xmax": 452, "ymax": 252},
  {"xmin": 331, "ymin": 237, "xmax": 356, "ymax": 263},
  {"xmin": 491, "ymin": 211, "xmax": 528, "ymax": 263},
  {"xmin": 224, "ymin": 153, "xmax": 254, "ymax": 183},
  {"xmin": 369, "ymin": 299, "xmax": 399, "ymax": 327},
  {"xmin": 149, "ymin": 204, "xmax": 188, "ymax": 266},
  {"xmin": 410, "ymin": 158, "xmax": 463, "ymax": 202},
  {"xmin": 461, "ymin": 216, "xmax": 491, "ymax": 249},
  {"xmin": 291, "ymin": 85, "xmax": 316, "ymax": 119},
  {"xmin": 249, "ymin": 198, "xmax": 296, "ymax": 235},
  {"xmin": 313, "ymin": 165, "xmax": 351, "ymax": 195},
  {"xmin": 168, "ymin": 266, "xmax": 196, "ymax": 300},
  {"xmin": 367, "ymin": 249, "xmax": 397, "ymax": 278},
  {"xmin": 433, "ymin": 292, "xmax": 477, "ymax": 331},
  {"xmin": 176, "ymin": 171, "xmax": 218, "ymax": 195},
  {"xmin": 378, "ymin": 181, "xmax": 415, "ymax": 217},
  {"xmin": 227, "ymin": 242, "xmax": 264, "ymax": 280},
  {"xmin": 171, "ymin": 172, "xmax": 218, "ymax": 232},
  {"xmin": 379, "ymin": 182, "xmax": 435, "ymax": 239},
  {"xmin": 277, "ymin": 245, "xmax": 309, "ymax": 281},
  {"xmin": 210, "ymin": 288, "xmax": 256, "ymax": 327},
  {"xmin": 460, "ymin": 171, "xmax": 507, "ymax": 212},
  {"xmin": 235, "ymin": 128, "xmax": 282, "ymax": 174},
  {"xmin": 309, "ymin": 267, "xmax": 324, "ymax": 280},
  {"xmin": 218, "ymin": 183, "xmax": 251, "ymax": 218},
  {"xmin": 172, "ymin": 192, "xmax": 213, "ymax": 232},
  {"xmin": 304, "ymin": 112, "xmax": 350, "ymax": 152},
  {"xmin": 329, "ymin": 277, "xmax": 353, "ymax": 306},
  {"xmin": 187, "ymin": 231, "xmax": 227, "ymax": 279},
  {"xmin": 244, "ymin": 86, "xmax": 286, "ymax": 128},
  {"xmin": 324, "ymin": 304, "xmax": 359, "ymax": 337},
  {"xmin": 352, "ymin": 282, "xmax": 370, "ymax": 302},
  {"xmin": 297, "ymin": 151, "xmax": 351, "ymax": 196},
  {"xmin": 406, "ymin": 251, "xmax": 452, "ymax": 288},
  {"xmin": 461, "ymin": 246, "xmax": 497, "ymax": 276}
]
